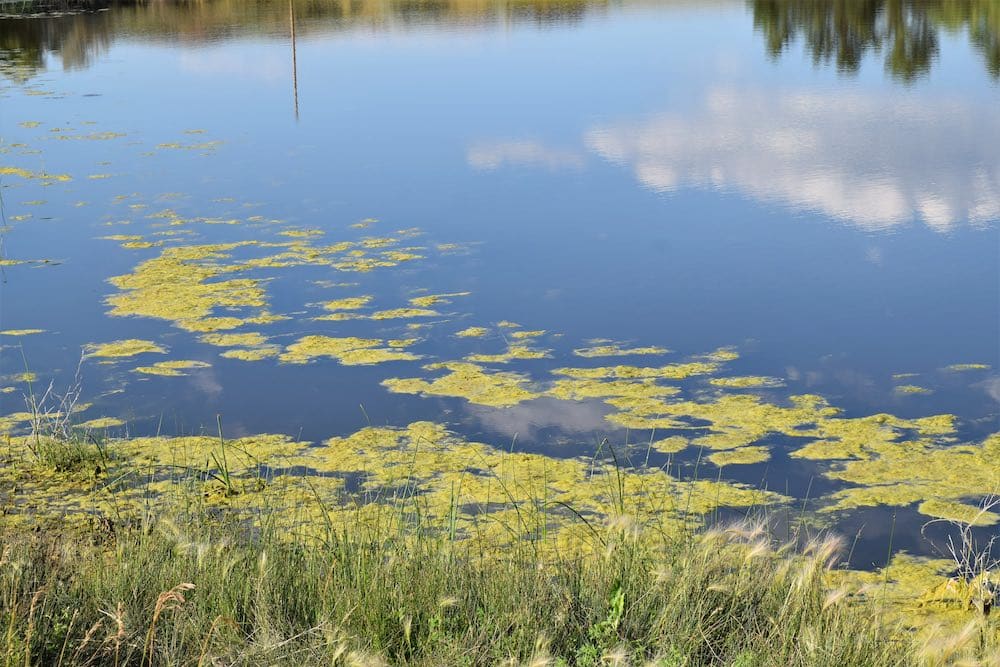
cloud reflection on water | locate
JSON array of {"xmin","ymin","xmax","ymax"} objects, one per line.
[
  {"xmin": 470, "ymin": 87, "xmax": 1000, "ymax": 233},
  {"xmin": 585, "ymin": 87, "xmax": 1000, "ymax": 232}
]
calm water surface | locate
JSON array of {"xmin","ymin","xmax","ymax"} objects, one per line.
[{"xmin": 1, "ymin": 0, "xmax": 998, "ymax": 564}]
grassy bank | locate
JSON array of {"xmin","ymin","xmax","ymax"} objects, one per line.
[
  {"xmin": 1, "ymin": 515, "xmax": 908, "ymax": 666},
  {"xmin": 0, "ymin": 430, "xmax": 908, "ymax": 665},
  {"xmin": 0, "ymin": 414, "xmax": 994, "ymax": 664}
]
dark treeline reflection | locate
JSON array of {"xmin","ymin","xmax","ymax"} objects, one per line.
[
  {"xmin": 0, "ymin": 0, "xmax": 605, "ymax": 79},
  {"xmin": 2, "ymin": 0, "xmax": 999, "ymax": 81},
  {"xmin": 751, "ymin": 0, "xmax": 999, "ymax": 81}
]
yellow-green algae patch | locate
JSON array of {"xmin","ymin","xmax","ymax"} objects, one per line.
[
  {"xmin": 708, "ymin": 376, "xmax": 785, "ymax": 389},
  {"xmin": 0, "ymin": 422, "xmax": 784, "ymax": 555},
  {"xmin": 706, "ymin": 446, "xmax": 770, "ymax": 467},
  {"xmin": 76, "ymin": 417, "xmax": 125, "ymax": 429},
  {"xmin": 894, "ymin": 384, "xmax": 932, "ymax": 395},
  {"xmin": 455, "ymin": 327, "xmax": 489, "ymax": 338},
  {"xmin": 649, "ymin": 436, "xmax": 688, "ymax": 454},
  {"xmin": 573, "ymin": 344, "xmax": 669, "ymax": 358},
  {"xmin": 466, "ymin": 344, "xmax": 551, "ymax": 364},
  {"xmin": 322, "ymin": 296, "xmax": 373, "ymax": 311},
  {"xmin": 280, "ymin": 336, "xmax": 420, "ymax": 366},
  {"xmin": 547, "ymin": 378, "xmax": 681, "ymax": 423},
  {"xmin": 383, "ymin": 362, "xmax": 539, "ymax": 407},
  {"xmin": 85, "ymin": 339, "xmax": 166, "ymax": 358},
  {"xmin": 273, "ymin": 421, "xmax": 785, "ymax": 549},
  {"xmin": 509, "ymin": 329, "xmax": 546, "ymax": 340},
  {"xmin": 0, "ymin": 329, "xmax": 45, "ymax": 336},
  {"xmin": 100, "ymin": 234, "xmax": 144, "ymax": 242},
  {"xmin": 369, "ymin": 308, "xmax": 439, "ymax": 320},
  {"xmin": 104, "ymin": 234, "xmax": 434, "ymax": 332},
  {"xmin": 313, "ymin": 312, "xmax": 361, "ymax": 322},
  {"xmin": 134, "ymin": 360, "xmax": 211, "ymax": 377},
  {"xmin": 0, "ymin": 412, "xmax": 35, "ymax": 434},
  {"xmin": 944, "ymin": 363, "xmax": 991, "ymax": 372},
  {"xmin": 702, "ymin": 347, "xmax": 740, "ymax": 362},
  {"xmin": 830, "ymin": 553, "xmax": 998, "ymax": 651},
  {"xmin": 199, "ymin": 332, "xmax": 268, "ymax": 347},
  {"xmin": 805, "ymin": 432, "xmax": 1000, "ymax": 523},
  {"xmin": 220, "ymin": 347, "xmax": 281, "ymax": 361},
  {"xmin": 106, "ymin": 243, "xmax": 269, "ymax": 331},
  {"xmin": 0, "ymin": 166, "xmax": 71, "ymax": 182},
  {"xmin": 552, "ymin": 361, "xmax": 721, "ymax": 381},
  {"xmin": 916, "ymin": 499, "xmax": 1000, "ymax": 526},
  {"xmin": 408, "ymin": 292, "xmax": 470, "ymax": 308}
]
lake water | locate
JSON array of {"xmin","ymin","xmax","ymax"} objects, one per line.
[{"xmin": 1, "ymin": 0, "xmax": 998, "ymax": 565}]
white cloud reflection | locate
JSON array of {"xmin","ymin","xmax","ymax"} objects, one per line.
[
  {"xmin": 467, "ymin": 397, "xmax": 611, "ymax": 439},
  {"xmin": 467, "ymin": 140, "xmax": 586, "ymax": 171},
  {"xmin": 584, "ymin": 87, "xmax": 1000, "ymax": 232}
]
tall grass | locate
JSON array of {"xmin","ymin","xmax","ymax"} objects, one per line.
[{"xmin": 0, "ymin": 502, "xmax": 913, "ymax": 666}]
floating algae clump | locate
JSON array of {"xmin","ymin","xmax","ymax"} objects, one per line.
[
  {"xmin": 106, "ymin": 243, "xmax": 270, "ymax": 331},
  {"xmin": 220, "ymin": 347, "xmax": 281, "ymax": 361},
  {"xmin": 553, "ymin": 361, "xmax": 721, "ymax": 381},
  {"xmin": 466, "ymin": 344, "xmax": 551, "ymax": 364},
  {"xmin": 383, "ymin": 362, "xmax": 539, "ymax": 407},
  {"xmin": 649, "ymin": 436, "xmax": 688, "ymax": 454},
  {"xmin": 134, "ymin": 360, "xmax": 211, "ymax": 377},
  {"xmin": 0, "ymin": 329, "xmax": 45, "ymax": 336},
  {"xmin": 0, "ymin": 412, "xmax": 35, "ymax": 434},
  {"xmin": 547, "ymin": 378, "xmax": 681, "ymax": 421},
  {"xmin": 0, "ymin": 166, "xmax": 71, "ymax": 182},
  {"xmin": 85, "ymin": 339, "xmax": 166, "ymax": 358},
  {"xmin": 369, "ymin": 308, "xmax": 439, "ymax": 320},
  {"xmin": 455, "ymin": 327, "xmax": 489, "ymax": 338},
  {"xmin": 408, "ymin": 292, "xmax": 470, "ymax": 308},
  {"xmin": 100, "ymin": 235, "xmax": 144, "ymax": 242},
  {"xmin": 944, "ymin": 363, "xmax": 991, "ymax": 372},
  {"xmin": 916, "ymin": 499, "xmax": 1000, "ymax": 526},
  {"xmin": 0, "ymin": 420, "xmax": 784, "ymax": 552},
  {"xmin": 200, "ymin": 332, "xmax": 268, "ymax": 347},
  {"xmin": 322, "ymin": 296, "xmax": 373, "ymax": 311},
  {"xmin": 708, "ymin": 376, "xmax": 785, "ymax": 389},
  {"xmin": 830, "ymin": 553, "xmax": 999, "ymax": 651},
  {"xmin": 573, "ymin": 344, "xmax": 668, "ymax": 358},
  {"xmin": 807, "ymin": 432, "xmax": 1000, "ymax": 523},
  {"xmin": 706, "ymin": 446, "xmax": 770, "ymax": 467},
  {"xmin": 894, "ymin": 385, "xmax": 932, "ymax": 395},
  {"xmin": 75, "ymin": 417, "xmax": 124, "ymax": 429},
  {"xmin": 277, "ymin": 421, "xmax": 785, "ymax": 548},
  {"xmin": 280, "ymin": 336, "xmax": 420, "ymax": 366}
]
